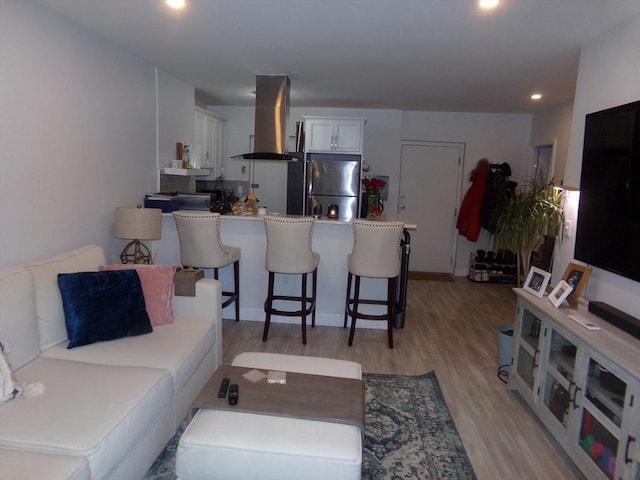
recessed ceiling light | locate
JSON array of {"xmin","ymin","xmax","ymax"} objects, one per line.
[
  {"xmin": 166, "ymin": 0, "xmax": 185, "ymax": 9},
  {"xmin": 478, "ymin": 0, "xmax": 499, "ymax": 10},
  {"xmin": 531, "ymin": 93, "xmax": 543, "ymax": 101}
]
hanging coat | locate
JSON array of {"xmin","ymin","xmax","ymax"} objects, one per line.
[{"xmin": 456, "ymin": 159, "xmax": 489, "ymax": 242}]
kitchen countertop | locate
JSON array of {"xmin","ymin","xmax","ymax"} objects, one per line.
[{"xmin": 163, "ymin": 211, "xmax": 416, "ymax": 229}]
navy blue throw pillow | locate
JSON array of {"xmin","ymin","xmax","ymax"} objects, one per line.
[{"xmin": 57, "ymin": 270, "xmax": 152, "ymax": 349}]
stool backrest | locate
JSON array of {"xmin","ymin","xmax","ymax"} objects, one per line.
[
  {"xmin": 263, "ymin": 216, "xmax": 317, "ymax": 273},
  {"xmin": 173, "ymin": 212, "xmax": 230, "ymax": 268},
  {"xmin": 350, "ymin": 220, "xmax": 404, "ymax": 278}
]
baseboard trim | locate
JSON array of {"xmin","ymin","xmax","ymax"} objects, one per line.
[{"xmin": 408, "ymin": 272, "xmax": 455, "ymax": 282}]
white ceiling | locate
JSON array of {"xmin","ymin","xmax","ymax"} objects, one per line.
[{"xmin": 34, "ymin": 0, "xmax": 640, "ymax": 113}]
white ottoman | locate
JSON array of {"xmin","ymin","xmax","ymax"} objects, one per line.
[{"xmin": 176, "ymin": 353, "xmax": 363, "ymax": 480}]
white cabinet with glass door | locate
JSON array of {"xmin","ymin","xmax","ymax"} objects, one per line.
[
  {"xmin": 573, "ymin": 354, "xmax": 639, "ymax": 480},
  {"xmin": 510, "ymin": 289, "xmax": 639, "ymax": 480},
  {"xmin": 303, "ymin": 116, "xmax": 365, "ymax": 154},
  {"xmin": 510, "ymin": 301, "xmax": 545, "ymax": 408}
]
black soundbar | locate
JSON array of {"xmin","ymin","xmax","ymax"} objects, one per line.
[{"xmin": 588, "ymin": 301, "xmax": 640, "ymax": 340}]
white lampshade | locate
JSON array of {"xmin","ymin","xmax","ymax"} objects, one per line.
[{"xmin": 115, "ymin": 206, "xmax": 162, "ymax": 241}]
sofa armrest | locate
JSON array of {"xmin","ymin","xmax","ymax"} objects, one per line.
[{"xmin": 171, "ymin": 278, "xmax": 222, "ymax": 366}]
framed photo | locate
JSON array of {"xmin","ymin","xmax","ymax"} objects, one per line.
[
  {"xmin": 548, "ymin": 281, "xmax": 573, "ymax": 308},
  {"xmin": 562, "ymin": 262, "xmax": 593, "ymax": 307},
  {"xmin": 523, "ymin": 267, "xmax": 551, "ymax": 298}
]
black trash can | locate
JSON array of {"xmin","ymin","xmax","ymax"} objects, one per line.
[{"xmin": 393, "ymin": 229, "xmax": 411, "ymax": 329}]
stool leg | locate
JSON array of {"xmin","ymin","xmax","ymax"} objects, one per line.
[
  {"xmin": 387, "ymin": 277, "xmax": 396, "ymax": 349},
  {"xmin": 301, "ymin": 272, "xmax": 308, "ymax": 345},
  {"xmin": 348, "ymin": 276, "xmax": 361, "ymax": 346},
  {"xmin": 344, "ymin": 272, "xmax": 352, "ymax": 328},
  {"xmin": 263, "ymin": 272, "xmax": 275, "ymax": 342},
  {"xmin": 233, "ymin": 260, "xmax": 240, "ymax": 322},
  {"xmin": 213, "ymin": 268, "xmax": 219, "ymax": 280},
  {"xmin": 311, "ymin": 268, "xmax": 317, "ymax": 328}
]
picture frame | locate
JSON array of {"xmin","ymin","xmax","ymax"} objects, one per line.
[
  {"xmin": 548, "ymin": 281, "xmax": 573, "ymax": 308},
  {"xmin": 561, "ymin": 262, "xmax": 593, "ymax": 307},
  {"xmin": 523, "ymin": 267, "xmax": 551, "ymax": 298}
]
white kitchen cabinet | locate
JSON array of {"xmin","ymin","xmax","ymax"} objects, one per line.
[
  {"xmin": 303, "ymin": 116, "xmax": 366, "ymax": 153},
  {"xmin": 195, "ymin": 107, "xmax": 226, "ymax": 178},
  {"xmin": 510, "ymin": 289, "xmax": 640, "ymax": 480}
]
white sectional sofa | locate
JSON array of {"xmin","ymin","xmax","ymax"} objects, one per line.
[{"xmin": 0, "ymin": 245, "xmax": 222, "ymax": 480}]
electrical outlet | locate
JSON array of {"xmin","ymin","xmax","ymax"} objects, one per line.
[
  {"xmin": 241, "ymin": 165, "xmax": 247, "ymax": 174},
  {"xmin": 237, "ymin": 185, "xmax": 243, "ymax": 195},
  {"xmin": 564, "ymin": 220, "xmax": 573, "ymax": 237}
]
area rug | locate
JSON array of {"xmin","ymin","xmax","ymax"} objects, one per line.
[{"xmin": 144, "ymin": 371, "xmax": 476, "ymax": 480}]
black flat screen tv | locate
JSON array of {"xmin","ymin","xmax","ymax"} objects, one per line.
[{"xmin": 574, "ymin": 100, "xmax": 640, "ymax": 282}]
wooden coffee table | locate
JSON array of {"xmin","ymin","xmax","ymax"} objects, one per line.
[{"xmin": 191, "ymin": 364, "xmax": 364, "ymax": 429}]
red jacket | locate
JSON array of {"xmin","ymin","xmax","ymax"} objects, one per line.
[{"xmin": 456, "ymin": 159, "xmax": 489, "ymax": 242}]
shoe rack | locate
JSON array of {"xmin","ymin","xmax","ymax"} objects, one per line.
[{"xmin": 468, "ymin": 249, "xmax": 517, "ymax": 284}]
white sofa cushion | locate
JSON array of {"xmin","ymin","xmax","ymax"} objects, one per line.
[
  {"xmin": 42, "ymin": 316, "xmax": 215, "ymax": 395},
  {"xmin": 0, "ymin": 448, "xmax": 91, "ymax": 480},
  {"xmin": 0, "ymin": 357, "xmax": 172, "ymax": 480},
  {"xmin": 26, "ymin": 245, "xmax": 106, "ymax": 351},
  {"xmin": 0, "ymin": 267, "xmax": 40, "ymax": 370}
]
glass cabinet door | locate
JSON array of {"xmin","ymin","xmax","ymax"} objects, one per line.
[
  {"xmin": 541, "ymin": 328, "xmax": 578, "ymax": 430},
  {"xmin": 579, "ymin": 358, "xmax": 628, "ymax": 480},
  {"xmin": 515, "ymin": 307, "xmax": 543, "ymax": 391}
]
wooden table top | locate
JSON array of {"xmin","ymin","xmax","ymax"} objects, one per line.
[{"xmin": 192, "ymin": 365, "xmax": 365, "ymax": 430}]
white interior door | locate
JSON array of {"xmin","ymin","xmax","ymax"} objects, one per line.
[{"xmin": 399, "ymin": 142, "xmax": 464, "ymax": 273}]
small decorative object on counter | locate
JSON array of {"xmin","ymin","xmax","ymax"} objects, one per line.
[
  {"xmin": 327, "ymin": 204, "xmax": 339, "ymax": 219},
  {"xmin": 231, "ymin": 193, "xmax": 257, "ymax": 216},
  {"xmin": 363, "ymin": 177, "xmax": 386, "ymax": 218}
]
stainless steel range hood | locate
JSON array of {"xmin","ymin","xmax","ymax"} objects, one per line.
[{"xmin": 234, "ymin": 75, "xmax": 300, "ymax": 161}]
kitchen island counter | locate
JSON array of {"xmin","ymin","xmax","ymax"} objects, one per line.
[
  {"xmin": 203, "ymin": 213, "xmax": 416, "ymax": 229},
  {"xmin": 154, "ymin": 212, "xmax": 415, "ymax": 328}
]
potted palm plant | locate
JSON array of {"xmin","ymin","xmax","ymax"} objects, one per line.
[{"xmin": 492, "ymin": 172, "xmax": 565, "ymax": 286}]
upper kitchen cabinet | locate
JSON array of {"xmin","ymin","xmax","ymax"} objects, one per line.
[
  {"xmin": 303, "ymin": 116, "xmax": 366, "ymax": 154},
  {"xmin": 195, "ymin": 107, "xmax": 227, "ymax": 179}
]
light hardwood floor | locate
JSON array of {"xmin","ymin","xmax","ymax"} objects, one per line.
[{"xmin": 221, "ymin": 277, "xmax": 584, "ymax": 480}]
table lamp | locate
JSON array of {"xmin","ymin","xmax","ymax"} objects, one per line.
[{"xmin": 114, "ymin": 205, "xmax": 162, "ymax": 264}]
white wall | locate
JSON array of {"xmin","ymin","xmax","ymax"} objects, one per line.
[
  {"xmin": 0, "ymin": 1, "xmax": 194, "ymax": 267},
  {"xmin": 157, "ymin": 70, "xmax": 195, "ymax": 171},
  {"xmin": 530, "ymin": 101, "xmax": 574, "ymax": 184},
  {"xmin": 554, "ymin": 14, "xmax": 640, "ymax": 317}
]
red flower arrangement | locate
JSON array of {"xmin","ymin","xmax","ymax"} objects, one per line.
[
  {"xmin": 363, "ymin": 177, "xmax": 386, "ymax": 194},
  {"xmin": 363, "ymin": 177, "xmax": 386, "ymax": 217}
]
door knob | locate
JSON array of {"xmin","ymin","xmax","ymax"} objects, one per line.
[{"xmin": 399, "ymin": 204, "xmax": 406, "ymax": 210}]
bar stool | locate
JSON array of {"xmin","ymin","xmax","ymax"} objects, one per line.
[
  {"xmin": 173, "ymin": 211, "xmax": 241, "ymax": 322},
  {"xmin": 344, "ymin": 220, "xmax": 404, "ymax": 348},
  {"xmin": 263, "ymin": 216, "xmax": 319, "ymax": 345}
]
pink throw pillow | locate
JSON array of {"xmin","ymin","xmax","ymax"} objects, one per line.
[{"xmin": 99, "ymin": 264, "xmax": 178, "ymax": 326}]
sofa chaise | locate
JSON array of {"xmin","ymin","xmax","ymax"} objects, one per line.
[{"xmin": 0, "ymin": 245, "xmax": 222, "ymax": 480}]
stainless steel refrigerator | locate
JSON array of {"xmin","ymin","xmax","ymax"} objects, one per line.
[{"xmin": 305, "ymin": 153, "xmax": 361, "ymax": 220}]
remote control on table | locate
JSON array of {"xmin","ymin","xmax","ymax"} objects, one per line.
[
  {"xmin": 569, "ymin": 314, "xmax": 601, "ymax": 331},
  {"xmin": 218, "ymin": 377, "xmax": 230, "ymax": 398},
  {"xmin": 228, "ymin": 384, "xmax": 239, "ymax": 405}
]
